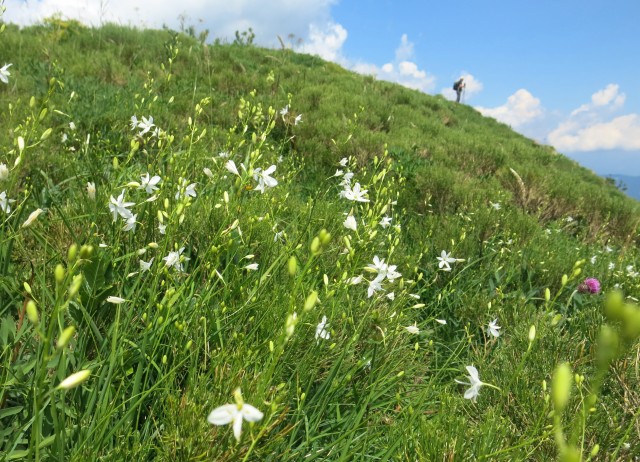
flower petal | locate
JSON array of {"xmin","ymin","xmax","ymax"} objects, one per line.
[
  {"xmin": 464, "ymin": 385, "xmax": 479, "ymax": 401},
  {"xmin": 207, "ymin": 404, "xmax": 237, "ymax": 425},
  {"xmin": 232, "ymin": 412, "xmax": 244, "ymax": 441},
  {"xmin": 466, "ymin": 366, "xmax": 480, "ymax": 382},
  {"xmin": 241, "ymin": 404, "xmax": 264, "ymax": 422}
]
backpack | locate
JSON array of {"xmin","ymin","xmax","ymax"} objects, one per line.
[{"xmin": 453, "ymin": 80, "xmax": 461, "ymax": 91}]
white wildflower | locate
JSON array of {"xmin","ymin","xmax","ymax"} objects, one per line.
[
  {"xmin": 207, "ymin": 388, "xmax": 263, "ymax": 442},
  {"xmin": 315, "ymin": 315, "xmax": 330, "ymax": 342}
]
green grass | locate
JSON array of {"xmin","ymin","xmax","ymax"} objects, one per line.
[{"xmin": 0, "ymin": 19, "xmax": 639, "ymax": 461}]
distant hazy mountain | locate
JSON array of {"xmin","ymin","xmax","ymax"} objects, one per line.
[{"xmin": 607, "ymin": 174, "xmax": 640, "ymax": 201}]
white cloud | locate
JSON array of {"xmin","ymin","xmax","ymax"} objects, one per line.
[
  {"xmin": 592, "ymin": 84, "xmax": 625, "ymax": 107},
  {"xmin": 351, "ymin": 61, "xmax": 379, "ymax": 75},
  {"xmin": 571, "ymin": 83, "xmax": 625, "ymax": 116},
  {"xmin": 394, "ymin": 34, "xmax": 414, "ymax": 61},
  {"xmin": 549, "ymin": 114, "xmax": 640, "ymax": 151},
  {"xmin": 300, "ymin": 22, "xmax": 348, "ymax": 63},
  {"xmin": 442, "ymin": 73, "xmax": 483, "ymax": 101},
  {"xmin": 476, "ymin": 89, "xmax": 543, "ymax": 128},
  {"xmin": 548, "ymin": 84, "xmax": 640, "ymax": 152},
  {"xmin": 350, "ymin": 34, "xmax": 436, "ymax": 93},
  {"xmin": 3, "ymin": 0, "xmax": 339, "ymax": 47}
]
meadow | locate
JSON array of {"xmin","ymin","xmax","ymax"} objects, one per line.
[{"xmin": 1, "ymin": 13, "xmax": 639, "ymax": 461}]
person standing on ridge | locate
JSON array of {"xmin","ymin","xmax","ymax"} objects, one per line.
[{"xmin": 453, "ymin": 77, "xmax": 465, "ymax": 103}]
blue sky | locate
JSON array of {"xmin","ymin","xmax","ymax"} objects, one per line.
[{"xmin": 4, "ymin": 0, "xmax": 639, "ymax": 175}]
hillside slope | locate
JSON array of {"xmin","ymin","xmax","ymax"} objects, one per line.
[{"xmin": 1, "ymin": 21, "xmax": 638, "ymax": 245}]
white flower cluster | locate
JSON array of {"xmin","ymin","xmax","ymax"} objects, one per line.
[
  {"xmin": 336, "ymin": 158, "xmax": 369, "ymax": 203},
  {"xmin": 222, "ymin": 158, "xmax": 278, "ymax": 194},
  {"xmin": 130, "ymin": 115, "xmax": 161, "ymax": 138},
  {"xmin": 361, "ymin": 255, "xmax": 402, "ymax": 298}
]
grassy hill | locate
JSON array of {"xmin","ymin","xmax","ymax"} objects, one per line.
[{"xmin": 1, "ymin": 20, "xmax": 639, "ymax": 460}]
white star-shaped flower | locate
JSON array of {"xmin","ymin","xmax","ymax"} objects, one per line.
[
  {"xmin": 315, "ymin": 315, "xmax": 331, "ymax": 343},
  {"xmin": 207, "ymin": 388, "xmax": 263, "ymax": 441},
  {"xmin": 253, "ymin": 165, "xmax": 278, "ymax": 193},
  {"xmin": 379, "ymin": 216, "xmax": 392, "ymax": 228},
  {"xmin": 139, "ymin": 258, "xmax": 154, "ymax": 272},
  {"xmin": 436, "ymin": 250, "xmax": 457, "ymax": 271},
  {"xmin": 175, "ymin": 179, "xmax": 197, "ymax": 200},
  {"xmin": 455, "ymin": 366, "xmax": 484, "ymax": 402},
  {"xmin": 0, "ymin": 163, "xmax": 9, "ymax": 181},
  {"xmin": 108, "ymin": 190, "xmax": 134, "ymax": 221},
  {"xmin": 0, "ymin": 191, "xmax": 15, "ymax": 214},
  {"xmin": 0, "ymin": 64, "xmax": 12, "ymax": 84},
  {"xmin": 137, "ymin": 116, "xmax": 155, "ymax": 135},
  {"xmin": 343, "ymin": 215, "xmax": 357, "ymax": 231},
  {"xmin": 342, "ymin": 182, "xmax": 369, "ymax": 202},
  {"xmin": 487, "ymin": 318, "xmax": 501, "ymax": 338},
  {"xmin": 122, "ymin": 214, "xmax": 137, "ymax": 232},
  {"xmin": 405, "ymin": 324, "xmax": 420, "ymax": 334},
  {"xmin": 163, "ymin": 247, "xmax": 189, "ymax": 272},
  {"xmin": 139, "ymin": 173, "xmax": 161, "ymax": 194}
]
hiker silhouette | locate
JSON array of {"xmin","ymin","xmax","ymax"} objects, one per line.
[{"xmin": 453, "ymin": 78, "xmax": 465, "ymax": 103}]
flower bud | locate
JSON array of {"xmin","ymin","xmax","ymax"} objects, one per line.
[
  {"xmin": 319, "ymin": 229, "xmax": 331, "ymax": 246},
  {"xmin": 26, "ymin": 300, "xmax": 39, "ymax": 324},
  {"xmin": 528, "ymin": 325, "xmax": 536, "ymax": 342},
  {"xmin": 310, "ymin": 236, "xmax": 321, "ymax": 255},
  {"xmin": 621, "ymin": 304, "xmax": 640, "ymax": 342},
  {"xmin": 22, "ymin": 208, "xmax": 44, "ymax": 228},
  {"xmin": 54, "ymin": 264, "xmax": 65, "ymax": 284},
  {"xmin": 544, "ymin": 288, "xmax": 551, "ymax": 302},
  {"xmin": 57, "ymin": 370, "xmax": 91, "ymax": 390},
  {"xmin": 596, "ymin": 325, "xmax": 619, "ymax": 368},
  {"xmin": 342, "ymin": 236, "xmax": 351, "ymax": 250},
  {"xmin": 68, "ymin": 274, "xmax": 83, "ymax": 298},
  {"xmin": 40, "ymin": 128, "xmax": 52, "ymax": 141},
  {"xmin": 68, "ymin": 244, "xmax": 78, "ymax": 262},
  {"xmin": 604, "ymin": 290, "xmax": 624, "ymax": 322},
  {"xmin": 285, "ymin": 312, "xmax": 298, "ymax": 338},
  {"xmin": 233, "ymin": 387, "xmax": 244, "ymax": 407},
  {"xmin": 559, "ymin": 445, "xmax": 581, "ymax": 462},
  {"xmin": 79, "ymin": 245, "xmax": 94, "ymax": 259},
  {"xmin": 561, "ymin": 274, "xmax": 568, "ymax": 287},
  {"xmin": 57, "ymin": 326, "xmax": 76, "ymax": 349},
  {"xmin": 86, "ymin": 182, "xmax": 96, "ymax": 200},
  {"xmin": 304, "ymin": 291, "xmax": 318, "ymax": 311},
  {"xmin": 551, "ymin": 362, "xmax": 572, "ymax": 412},
  {"xmin": 287, "ymin": 256, "xmax": 298, "ymax": 276}
]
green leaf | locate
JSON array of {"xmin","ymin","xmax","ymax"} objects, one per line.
[{"xmin": 0, "ymin": 405, "xmax": 23, "ymax": 420}]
